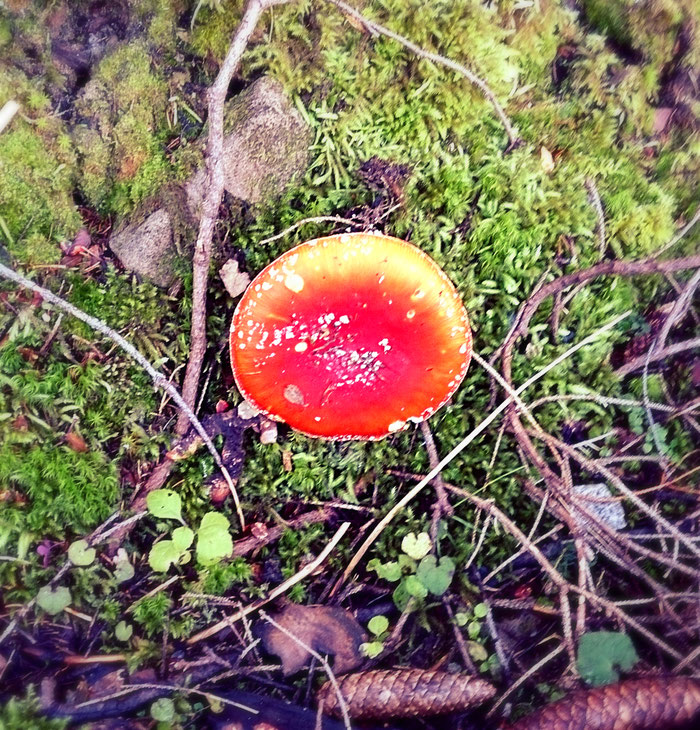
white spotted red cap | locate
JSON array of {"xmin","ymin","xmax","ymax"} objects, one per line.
[{"xmin": 230, "ymin": 232, "xmax": 472, "ymax": 440}]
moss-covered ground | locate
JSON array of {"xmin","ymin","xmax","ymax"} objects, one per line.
[{"xmin": 0, "ymin": 0, "xmax": 698, "ymax": 726}]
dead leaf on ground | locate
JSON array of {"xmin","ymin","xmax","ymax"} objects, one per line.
[
  {"xmin": 259, "ymin": 604, "xmax": 367, "ymax": 676},
  {"xmin": 220, "ymin": 259, "xmax": 251, "ymax": 298}
]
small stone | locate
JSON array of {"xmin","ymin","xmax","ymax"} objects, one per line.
[
  {"xmin": 259, "ymin": 418, "xmax": 278, "ymax": 445},
  {"xmin": 109, "ymin": 208, "xmax": 176, "ymax": 287},
  {"xmin": 237, "ymin": 400, "xmax": 259, "ymax": 420}
]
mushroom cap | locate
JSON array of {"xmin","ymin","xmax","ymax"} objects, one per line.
[{"xmin": 230, "ymin": 232, "xmax": 472, "ymax": 440}]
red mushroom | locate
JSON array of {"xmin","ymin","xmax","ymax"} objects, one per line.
[{"xmin": 230, "ymin": 232, "xmax": 472, "ymax": 440}]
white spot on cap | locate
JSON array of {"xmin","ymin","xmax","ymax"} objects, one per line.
[
  {"xmin": 285, "ymin": 273, "xmax": 304, "ymax": 292},
  {"xmin": 406, "ymin": 309, "xmax": 416, "ymax": 320},
  {"xmin": 262, "ymin": 281, "xmax": 272, "ymax": 291},
  {"xmin": 294, "ymin": 341, "xmax": 308, "ymax": 353},
  {"xmin": 459, "ymin": 343, "xmax": 468, "ymax": 354},
  {"xmin": 388, "ymin": 420, "xmax": 406, "ymax": 433},
  {"xmin": 411, "ymin": 288, "xmax": 426, "ymax": 301},
  {"xmin": 284, "ymin": 384, "xmax": 305, "ymax": 405}
]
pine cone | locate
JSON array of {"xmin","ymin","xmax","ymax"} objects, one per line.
[
  {"xmin": 508, "ymin": 677, "xmax": 700, "ymax": 730},
  {"xmin": 317, "ymin": 668, "xmax": 495, "ymax": 719}
]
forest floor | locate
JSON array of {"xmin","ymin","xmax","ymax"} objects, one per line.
[{"xmin": 0, "ymin": 1, "xmax": 699, "ymax": 728}]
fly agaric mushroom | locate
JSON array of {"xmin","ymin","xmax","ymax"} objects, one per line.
[{"xmin": 230, "ymin": 232, "xmax": 471, "ymax": 440}]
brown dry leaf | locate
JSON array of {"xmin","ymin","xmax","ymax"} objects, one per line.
[
  {"xmin": 220, "ymin": 259, "xmax": 251, "ymax": 298},
  {"xmin": 259, "ymin": 604, "xmax": 367, "ymax": 676},
  {"xmin": 65, "ymin": 431, "xmax": 89, "ymax": 452}
]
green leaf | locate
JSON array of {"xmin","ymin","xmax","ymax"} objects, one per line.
[
  {"xmin": 68, "ymin": 539, "xmax": 96, "ymax": 566},
  {"xmin": 361, "ymin": 641, "xmax": 384, "ymax": 658},
  {"xmin": 196, "ymin": 511, "xmax": 233, "ymax": 566},
  {"xmin": 577, "ymin": 631, "xmax": 639, "ymax": 686},
  {"xmin": 36, "ymin": 585, "xmax": 71, "ymax": 615},
  {"xmin": 150, "ymin": 697, "xmax": 175, "ymax": 723},
  {"xmin": 172, "ymin": 526, "xmax": 194, "ymax": 551},
  {"xmin": 473, "ymin": 602, "xmax": 488, "ymax": 619},
  {"xmin": 114, "ymin": 549, "xmax": 135, "ymax": 583},
  {"xmin": 368, "ymin": 615, "xmax": 389, "ymax": 636},
  {"xmin": 148, "ymin": 540, "xmax": 182, "ymax": 572},
  {"xmin": 146, "ymin": 489, "xmax": 182, "ymax": 521},
  {"xmin": 404, "ymin": 575, "xmax": 428, "ymax": 599},
  {"xmin": 374, "ymin": 560, "xmax": 401, "ymax": 582},
  {"xmin": 115, "ymin": 620, "xmax": 133, "ymax": 641},
  {"xmin": 401, "ymin": 532, "xmax": 431, "ymax": 560},
  {"xmin": 416, "ymin": 555, "xmax": 455, "ymax": 595},
  {"xmin": 454, "ymin": 612, "xmax": 469, "ymax": 627},
  {"xmin": 468, "ymin": 641, "xmax": 489, "ymax": 662}
]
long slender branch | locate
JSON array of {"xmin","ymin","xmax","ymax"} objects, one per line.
[
  {"xmin": 332, "ymin": 310, "xmax": 630, "ymax": 594},
  {"xmin": 0, "ymin": 261, "xmax": 244, "ymax": 528},
  {"xmin": 323, "ymin": 0, "xmax": 521, "ymax": 149},
  {"xmin": 176, "ymin": 0, "xmax": 288, "ymax": 438}
]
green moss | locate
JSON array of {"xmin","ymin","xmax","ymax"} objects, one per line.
[
  {"xmin": 73, "ymin": 42, "xmax": 171, "ymax": 215},
  {"xmin": 0, "ymin": 68, "xmax": 80, "ymax": 264},
  {"xmin": 0, "ymin": 688, "xmax": 67, "ymax": 730}
]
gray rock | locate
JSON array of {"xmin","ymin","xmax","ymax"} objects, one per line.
[
  {"xmin": 109, "ymin": 208, "xmax": 176, "ymax": 287},
  {"xmin": 186, "ymin": 76, "xmax": 311, "ymax": 214}
]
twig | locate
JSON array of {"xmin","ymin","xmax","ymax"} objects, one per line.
[
  {"xmin": 332, "ymin": 310, "xmax": 630, "ymax": 595},
  {"xmin": 258, "ymin": 215, "xmax": 361, "ymax": 245},
  {"xmin": 323, "ymin": 0, "xmax": 521, "ymax": 150},
  {"xmin": 0, "ymin": 261, "xmax": 245, "ymax": 529},
  {"xmin": 188, "ymin": 521, "xmax": 350, "ymax": 644},
  {"xmin": 654, "ymin": 203, "xmax": 700, "ymax": 257},
  {"xmin": 614, "ymin": 336, "xmax": 700, "ymax": 377},
  {"xmin": 584, "ymin": 177, "xmax": 606, "ymax": 257},
  {"xmin": 259, "ymin": 611, "xmax": 353, "ymax": 730},
  {"xmin": 420, "ymin": 420, "xmax": 452, "ymax": 545},
  {"xmin": 176, "ymin": 0, "xmax": 288, "ymax": 454}
]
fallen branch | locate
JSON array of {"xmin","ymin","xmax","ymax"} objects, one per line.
[
  {"xmin": 614, "ymin": 335, "xmax": 700, "ymax": 377},
  {"xmin": 324, "ymin": 0, "xmax": 521, "ymax": 150},
  {"xmin": 176, "ymin": 0, "xmax": 289, "ymax": 443},
  {"xmin": 0, "ymin": 261, "xmax": 244, "ymax": 529}
]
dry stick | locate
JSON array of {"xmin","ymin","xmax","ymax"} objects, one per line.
[
  {"xmin": 420, "ymin": 420, "xmax": 452, "ymax": 545},
  {"xmin": 323, "ymin": 0, "xmax": 521, "ymax": 150},
  {"xmin": 615, "ymin": 336, "xmax": 700, "ymax": 377},
  {"xmin": 584, "ymin": 177, "xmax": 607, "ymax": 257},
  {"xmin": 259, "ymin": 215, "xmax": 361, "ymax": 245},
  {"xmin": 0, "ymin": 261, "xmax": 245, "ymax": 529},
  {"xmin": 482, "ymin": 346, "xmax": 700, "ymax": 573},
  {"xmin": 175, "ymin": 0, "xmax": 289, "ymax": 503},
  {"xmin": 188, "ymin": 521, "xmax": 349, "ymax": 644},
  {"xmin": 332, "ymin": 310, "xmax": 631, "ymax": 595},
  {"xmin": 439, "ymin": 481, "xmax": 685, "ymax": 662},
  {"xmin": 259, "ymin": 611, "xmax": 353, "ymax": 730}
]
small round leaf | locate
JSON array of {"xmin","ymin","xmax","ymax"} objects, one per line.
[
  {"xmin": 36, "ymin": 585, "xmax": 71, "ymax": 615},
  {"xmin": 146, "ymin": 489, "xmax": 182, "ymax": 521},
  {"xmin": 150, "ymin": 697, "xmax": 175, "ymax": 723},
  {"xmin": 368, "ymin": 615, "xmax": 389, "ymax": 636},
  {"xmin": 68, "ymin": 539, "xmax": 96, "ymax": 567},
  {"xmin": 115, "ymin": 620, "xmax": 133, "ymax": 642},
  {"xmin": 401, "ymin": 532, "xmax": 431, "ymax": 560}
]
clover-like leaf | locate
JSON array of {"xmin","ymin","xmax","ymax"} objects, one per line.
[
  {"xmin": 115, "ymin": 620, "xmax": 133, "ymax": 642},
  {"xmin": 416, "ymin": 555, "xmax": 455, "ymax": 596},
  {"xmin": 172, "ymin": 526, "xmax": 194, "ymax": 552},
  {"xmin": 68, "ymin": 539, "xmax": 96, "ymax": 566},
  {"xmin": 473, "ymin": 602, "xmax": 488, "ymax": 619},
  {"xmin": 577, "ymin": 631, "xmax": 639, "ymax": 686},
  {"xmin": 401, "ymin": 532, "xmax": 431, "ymax": 560},
  {"xmin": 148, "ymin": 540, "xmax": 182, "ymax": 572},
  {"xmin": 150, "ymin": 697, "xmax": 175, "ymax": 723},
  {"xmin": 113, "ymin": 549, "xmax": 135, "ymax": 583},
  {"xmin": 196, "ymin": 511, "xmax": 233, "ymax": 566},
  {"xmin": 36, "ymin": 585, "xmax": 71, "ymax": 615},
  {"xmin": 146, "ymin": 489, "xmax": 182, "ymax": 521},
  {"xmin": 368, "ymin": 615, "xmax": 389, "ymax": 636},
  {"xmin": 404, "ymin": 575, "xmax": 428, "ymax": 599},
  {"xmin": 361, "ymin": 641, "xmax": 384, "ymax": 658}
]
